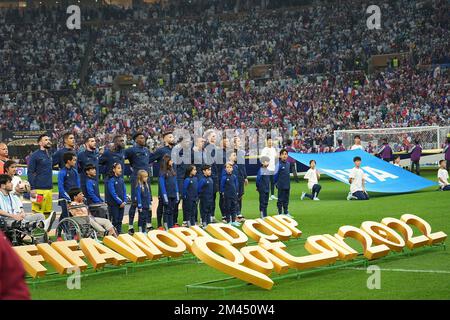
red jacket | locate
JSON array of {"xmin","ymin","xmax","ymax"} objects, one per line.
[{"xmin": 0, "ymin": 232, "xmax": 30, "ymax": 300}]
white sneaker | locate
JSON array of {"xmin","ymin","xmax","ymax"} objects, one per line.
[
  {"xmin": 313, "ymin": 197, "xmax": 320, "ymax": 201},
  {"xmin": 285, "ymin": 213, "xmax": 293, "ymax": 218},
  {"xmin": 301, "ymin": 192, "xmax": 306, "ymax": 200},
  {"xmin": 346, "ymin": 192, "xmax": 353, "ymax": 201},
  {"xmin": 44, "ymin": 211, "xmax": 56, "ymax": 232},
  {"xmin": 271, "ymin": 195, "xmax": 278, "ymax": 200}
]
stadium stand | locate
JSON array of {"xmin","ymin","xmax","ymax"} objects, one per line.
[{"xmin": 0, "ymin": 0, "xmax": 448, "ymax": 152}]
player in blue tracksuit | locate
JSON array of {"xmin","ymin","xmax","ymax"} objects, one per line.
[
  {"xmin": 135, "ymin": 169, "xmax": 152, "ymax": 233},
  {"xmin": 173, "ymin": 137, "xmax": 191, "ymax": 226},
  {"xmin": 218, "ymin": 138, "xmax": 231, "ymax": 221},
  {"xmin": 57, "ymin": 152, "xmax": 80, "ymax": 220},
  {"xmin": 233, "ymin": 139, "xmax": 247, "ymax": 221},
  {"xmin": 220, "ymin": 162, "xmax": 240, "ymax": 226},
  {"xmin": 256, "ymin": 156, "xmax": 271, "ymax": 218},
  {"xmin": 204, "ymin": 130, "xmax": 219, "ymax": 223},
  {"xmin": 77, "ymin": 136, "xmax": 99, "ymax": 195},
  {"xmin": 107, "ymin": 163, "xmax": 127, "ymax": 234},
  {"xmin": 182, "ymin": 165, "xmax": 198, "ymax": 226},
  {"xmin": 274, "ymin": 149, "xmax": 291, "ymax": 217},
  {"xmin": 198, "ymin": 165, "xmax": 214, "ymax": 227},
  {"xmin": 149, "ymin": 131, "xmax": 176, "ymax": 228},
  {"xmin": 159, "ymin": 154, "xmax": 179, "ymax": 230},
  {"xmin": 99, "ymin": 135, "xmax": 125, "ymax": 205},
  {"xmin": 52, "ymin": 132, "xmax": 76, "ymax": 170},
  {"xmin": 124, "ymin": 133, "xmax": 153, "ymax": 233}
]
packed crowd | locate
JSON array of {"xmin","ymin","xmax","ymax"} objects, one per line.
[
  {"xmin": 0, "ymin": 0, "xmax": 448, "ymax": 153},
  {"xmin": 1, "ymin": 0, "xmax": 447, "ymax": 92},
  {"xmin": 88, "ymin": 0, "xmax": 449, "ymax": 88},
  {"xmin": 0, "ymin": 22, "xmax": 86, "ymax": 92},
  {"xmin": 1, "ymin": 65, "xmax": 448, "ymax": 153}
]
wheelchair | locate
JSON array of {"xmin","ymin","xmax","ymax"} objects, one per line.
[
  {"xmin": 0, "ymin": 216, "xmax": 48, "ymax": 246},
  {"xmin": 55, "ymin": 200, "xmax": 110, "ymax": 241}
]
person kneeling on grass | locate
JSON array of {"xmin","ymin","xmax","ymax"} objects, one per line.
[
  {"xmin": 438, "ymin": 160, "xmax": 450, "ymax": 191},
  {"xmin": 67, "ymin": 188, "xmax": 118, "ymax": 238},
  {"xmin": 347, "ymin": 156, "xmax": 369, "ymax": 200},
  {"xmin": 301, "ymin": 160, "xmax": 322, "ymax": 201}
]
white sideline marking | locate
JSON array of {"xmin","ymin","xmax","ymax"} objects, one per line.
[{"xmin": 344, "ymin": 267, "xmax": 450, "ymax": 274}]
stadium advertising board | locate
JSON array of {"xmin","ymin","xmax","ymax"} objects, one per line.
[
  {"xmin": 289, "ymin": 150, "xmax": 437, "ymax": 193},
  {"xmin": 1, "ymin": 130, "xmax": 52, "ymax": 160},
  {"xmin": 13, "ymin": 214, "xmax": 446, "ymax": 290}
]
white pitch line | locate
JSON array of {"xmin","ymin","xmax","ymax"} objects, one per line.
[{"xmin": 344, "ymin": 267, "xmax": 450, "ymax": 274}]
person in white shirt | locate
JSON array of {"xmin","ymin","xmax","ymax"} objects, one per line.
[
  {"xmin": 3, "ymin": 160, "xmax": 30, "ymax": 197},
  {"xmin": 260, "ymin": 138, "xmax": 278, "ymax": 200},
  {"xmin": 301, "ymin": 160, "xmax": 322, "ymax": 201},
  {"xmin": 347, "ymin": 156, "xmax": 369, "ymax": 200},
  {"xmin": 0, "ymin": 174, "xmax": 53, "ymax": 231},
  {"xmin": 437, "ymin": 160, "xmax": 450, "ymax": 191},
  {"xmin": 350, "ymin": 135, "xmax": 364, "ymax": 151}
]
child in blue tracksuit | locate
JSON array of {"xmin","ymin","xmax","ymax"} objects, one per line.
[
  {"xmin": 256, "ymin": 156, "xmax": 271, "ymax": 218},
  {"xmin": 135, "ymin": 169, "xmax": 153, "ymax": 233},
  {"xmin": 107, "ymin": 163, "xmax": 127, "ymax": 234},
  {"xmin": 182, "ymin": 165, "xmax": 198, "ymax": 227},
  {"xmin": 220, "ymin": 162, "xmax": 240, "ymax": 226},
  {"xmin": 274, "ymin": 149, "xmax": 292, "ymax": 217},
  {"xmin": 159, "ymin": 155, "xmax": 179, "ymax": 230},
  {"xmin": 198, "ymin": 165, "xmax": 214, "ymax": 227}
]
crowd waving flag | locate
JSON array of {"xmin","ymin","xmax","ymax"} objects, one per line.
[{"xmin": 288, "ymin": 150, "xmax": 437, "ymax": 193}]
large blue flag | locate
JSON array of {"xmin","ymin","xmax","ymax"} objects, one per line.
[{"xmin": 288, "ymin": 150, "xmax": 437, "ymax": 193}]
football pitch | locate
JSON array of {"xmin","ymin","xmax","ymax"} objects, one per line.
[{"xmin": 29, "ymin": 170, "xmax": 450, "ymax": 300}]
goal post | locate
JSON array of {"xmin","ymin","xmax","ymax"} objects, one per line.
[{"xmin": 334, "ymin": 126, "xmax": 442, "ymax": 152}]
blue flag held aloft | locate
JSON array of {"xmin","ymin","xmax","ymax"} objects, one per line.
[{"xmin": 288, "ymin": 150, "xmax": 437, "ymax": 193}]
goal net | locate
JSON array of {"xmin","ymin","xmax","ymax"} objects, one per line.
[{"xmin": 334, "ymin": 126, "xmax": 442, "ymax": 152}]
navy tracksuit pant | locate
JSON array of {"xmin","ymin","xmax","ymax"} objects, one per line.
[
  {"xmin": 277, "ymin": 188, "xmax": 290, "ymax": 215},
  {"xmin": 259, "ymin": 191, "xmax": 269, "ymax": 218}
]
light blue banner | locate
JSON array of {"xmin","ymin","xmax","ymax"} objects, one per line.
[{"xmin": 289, "ymin": 150, "xmax": 437, "ymax": 193}]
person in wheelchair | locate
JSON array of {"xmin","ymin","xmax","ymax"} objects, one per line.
[
  {"xmin": 84, "ymin": 164, "xmax": 109, "ymax": 219},
  {"xmin": 0, "ymin": 174, "xmax": 53, "ymax": 232},
  {"xmin": 67, "ymin": 188, "xmax": 118, "ymax": 238}
]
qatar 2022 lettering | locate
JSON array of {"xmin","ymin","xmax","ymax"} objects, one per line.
[{"xmin": 13, "ymin": 214, "xmax": 446, "ymax": 290}]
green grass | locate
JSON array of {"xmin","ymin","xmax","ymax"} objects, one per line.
[{"xmin": 30, "ymin": 170, "xmax": 450, "ymax": 300}]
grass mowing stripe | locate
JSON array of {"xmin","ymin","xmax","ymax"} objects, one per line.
[{"xmin": 343, "ymin": 267, "xmax": 450, "ymax": 274}]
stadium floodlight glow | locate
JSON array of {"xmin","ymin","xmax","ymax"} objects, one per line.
[{"xmin": 13, "ymin": 214, "xmax": 446, "ymax": 289}]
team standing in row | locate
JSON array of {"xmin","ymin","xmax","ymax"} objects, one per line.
[{"xmin": 1, "ymin": 132, "xmax": 449, "ymax": 238}]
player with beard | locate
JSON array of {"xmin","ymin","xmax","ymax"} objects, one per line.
[
  {"xmin": 148, "ymin": 131, "xmax": 176, "ymax": 229},
  {"xmin": 124, "ymin": 132, "xmax": 153, "ymax": 234},
  {"xmin": 99, "ymin": 135, "xmax": 126, "ymax": 208},
  {"xmin": 27, "ymin": 134, "xmax": 56, "ymax": 224}
]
